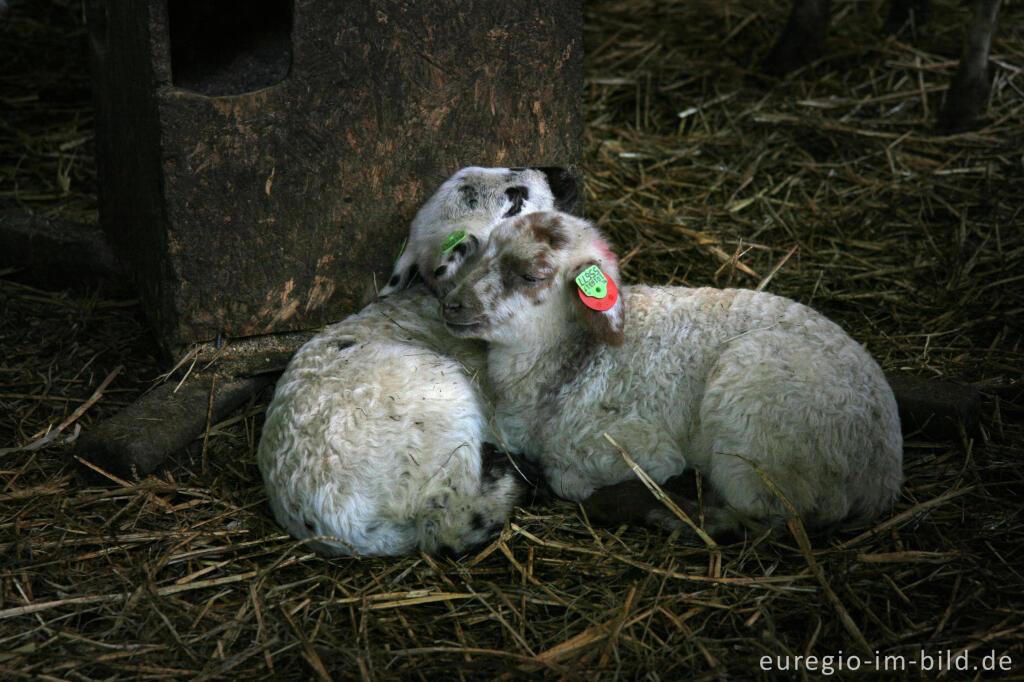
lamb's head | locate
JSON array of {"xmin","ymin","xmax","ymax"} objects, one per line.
[
  {"xmin": 442, "ymin": 211, "xmax": 624, "ymax": 347},
  {"xmin": 381, "ymin": 166, "xmax": 578, "ymax": 298}
]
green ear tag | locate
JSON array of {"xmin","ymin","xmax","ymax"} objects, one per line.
[
  {"xmin": 575, "ymin": 265, "xmax": 607, "ymax": 299},
  {"xmin": 441, "ymin": 230, "xmax": 467, "ymax": 254},
  {"xmin": 393, "ymin": 237, "xmax": 407, "ymax": 266}
]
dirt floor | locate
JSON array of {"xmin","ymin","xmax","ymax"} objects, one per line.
[{"xmin": 2, "ymin": 0, "xmax": 1023, "ymax": 679}]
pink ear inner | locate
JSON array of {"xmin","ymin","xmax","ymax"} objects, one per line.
[
  {"xmin": 594, "ymin": 239, "xmax": 617, "ymax": 265},
  {"xmin": 578, "ymin": 275, "xmax": 619, "ymax": 311}
]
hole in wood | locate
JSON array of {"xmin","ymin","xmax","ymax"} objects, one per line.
[{"xmin": 168, "ymin": 0, "xmax": 292, "ymax": 96}]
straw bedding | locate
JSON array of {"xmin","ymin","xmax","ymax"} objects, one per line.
[{"xmin": 1, "ymin": 0, "xmax": 1022, "ymax": 678}]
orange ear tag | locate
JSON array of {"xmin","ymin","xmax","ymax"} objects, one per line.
[{"xmin": 575, "ymin": 265, "xmax": 618, "ymax": 311}]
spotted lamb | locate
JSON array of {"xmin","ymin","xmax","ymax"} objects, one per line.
[
  {"xmin": 380, "ymin": 166, "xmax": 577, "ymax": 297},
  {"xmin": 442, "ymin": 210, "xmax": 903, "ymax": 537},
  {"xmin": 257, "ymin": 166, "xmax": 574, "ymax": 556}
]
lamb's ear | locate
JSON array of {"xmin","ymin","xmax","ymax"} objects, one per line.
[
  {"xmin": 379, "ymin": 235, "xmax": 419, "ymax": 296},
  {"xmin": 535, "ymin": 167, "xmax": 579, "ymax": 214},
  {"xmin": 572, "ymin": 261, "xmax": 624, "ymax": 346},
  {"xmin": 382, "ymin": 264, "xmax": 420, "ymax": 296}
]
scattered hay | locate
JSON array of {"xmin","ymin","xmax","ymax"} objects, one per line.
[
  {"xmin": 2, "ymin": 0, "xmax": 1023, "ymax": 679},
  {"xmin": 0, "ymin": 0, "xmax": 97, "ymax": 222}
]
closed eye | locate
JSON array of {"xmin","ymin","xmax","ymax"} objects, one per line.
[{"xmin": 521, "ymin": 273, "xmax": 547, "ymax": 284}]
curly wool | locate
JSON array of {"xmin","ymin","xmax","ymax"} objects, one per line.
[
  {"xmin": 444, "ymin": 211, "xmax": 903, "ymax": 534},
  {"xmin": 257, "ymin": 286, "xmax": 523, "ymax": 556}
]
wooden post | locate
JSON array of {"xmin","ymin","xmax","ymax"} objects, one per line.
[{"xmin": 88, "ymin": 0, "xmax": 584, "ymax": 355}]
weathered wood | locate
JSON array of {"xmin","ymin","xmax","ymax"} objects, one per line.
[
  {"xmin": 939, "ymin": 0, "xmax": 1002, "ymax": 132},
  {"xmin": 0, "ymin": 210, "xmax": 125, "ymax": 292},
  {"xmin": 88, "ymin": 0, "xmax": 584, "ymax": 356},
  {"xmin": 192, "ymin": 330, "xmax": 315, "ymax": 375},
  {"xmin": 74, "ymin": 372, "xmax": 272, "ymax": 480},
  {"xmin": 71, "ymin": 328, "xmax": 316, "ymax": 481},
  {"xmin": 887, "ymin": 373, "xmax": 982, "ymax": 441}
]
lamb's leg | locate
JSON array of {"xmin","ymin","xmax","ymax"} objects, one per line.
[
  {"xmin": 583, "ymin": 479, "xmax": 691, "ymax": 527},
  {"xmin": 939, "ymin": 0, "xmax": 1001, "ymax": 132},
  {"xmin": 762, "ymin": 0, "xmax": 832, "ymax": 76},
  {"xmin": 690, "ymin": 329, "xmax": 902, "ymax": 533},
  {"xmin": 582, "ymin": 474, "xmax": 738, "ymax": 539}
]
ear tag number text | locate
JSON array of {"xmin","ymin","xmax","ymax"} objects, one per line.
[
  {"xmin": 576, "ymin": 265, "xmax": 618, "ymax": 311},
  {"xmin": 576, "ymin": 265, "xmax": 608, "ymax": 299}
]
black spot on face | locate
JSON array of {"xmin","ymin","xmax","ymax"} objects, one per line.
[
  {"xmin": 388, "ymin": 265, "xmax": 417, "ymax": 292},
  {"xmin": 459, "ymin": 184, "xmax": 479, "ymax": 209},
  {"xmin": 449, "ymin": 234, "xmax": 478, "ymax": 262},
  {"xmin": 503, "ymin": 185, "xmax": 529, "ymax": 218}
]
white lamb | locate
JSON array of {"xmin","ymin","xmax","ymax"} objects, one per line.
[
  {"xmin": 380, "ymin": 166, "xmax": 577, "ymax": 297},
  {"xmin": 257, "ymin": 286, "xmax": 527, "ymax": 555},
  {"xmin": 441, "ymin": 211, "xmax": 903, "ymax": 536},
  {"xmin": 257, "ymin": 166, "xmax": 573, "ymax": 556}
]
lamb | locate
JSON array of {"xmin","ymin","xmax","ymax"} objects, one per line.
[
  {"xmin": 441, "ymin": 210, "xmax": 903, "ymax": 537},
  {"xmin": 380, "ymin": 166, "xmax": 577, "ymax": 297},
  {"xmin": 257, "ymin": 166, "xmax": 573, "ymax": 556},
  {"xmin": 257, "ymin": 285, "xmax": 531, "ymax": 556}
]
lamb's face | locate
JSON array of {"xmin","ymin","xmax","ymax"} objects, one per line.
[
  {"xmin": 381, "ymin": 166, "xmax": 578, "ymax": 297},
  {"xmin": 442, "ymin": 211, "xmax": 624, "ymax": 346}
]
